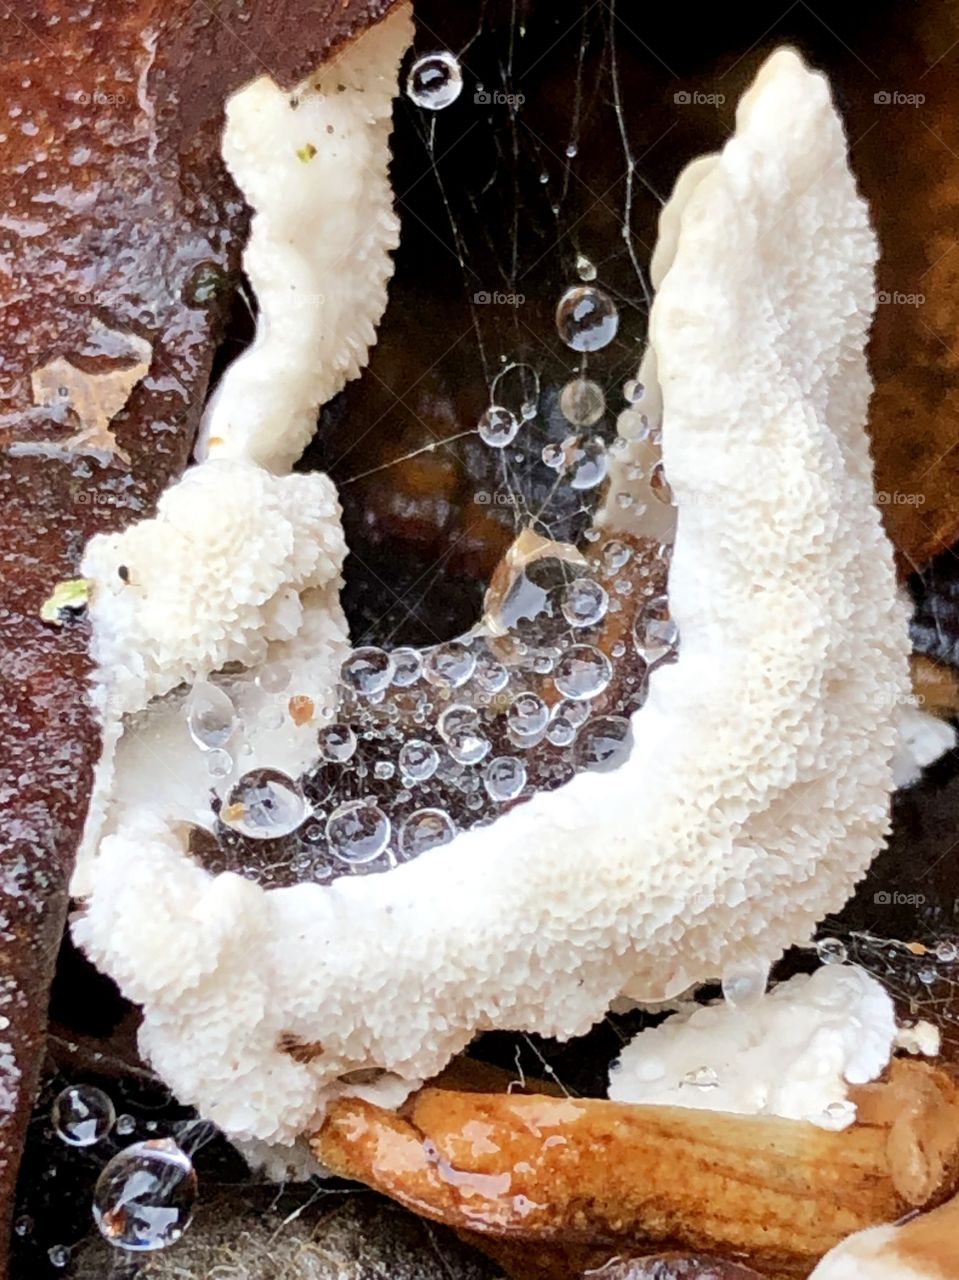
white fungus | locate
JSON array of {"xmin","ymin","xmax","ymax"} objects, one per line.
[{"xmin": 73, "ymin": 48, "xmax": 914, "ymax": 1151}]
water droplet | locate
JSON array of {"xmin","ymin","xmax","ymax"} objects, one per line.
[
  {"xmin": 255, "ymin": 663, "xmax": 290, "ymax": 693},
  {"xmin": 935, "ymin": 941, "xmax": 958, "ymax": 963},
  {"xmin": 565, "ymin": 142, "xmax": 578, "ymax": 158},
  {"xmin": 561, "ymin": 578, "xmax": 608, "ymax": 628},
  {"xmin": 507, "ymin": 692, "xmax": 549, "ymax": 737},
  {"xmin": 633, "ymin": 596, "xmax": 679, "ymax": 665},
  {"xmin": 327, "ymin": 799, "xmax": 391, "ymax": 864},
  {"xmin": 575, "ymin": 715, "xmax": 631, "ymax": 770},
  {"xmin": 478, "ymin": 404, "xmax": 520, "ymax": 448},
  {"xmin": 341, "ymin": 647, "xmax": 395, "ymax": 697},
  {"xmin": 623, "ymin": 378, "xmax": 645, "ymax": 404},
  {"xmin": 116, "ymin": 1115, "xmax": 136, "ymax": 1137},
  {"xmin": 553, "ymin": 644, "xmax": 611, "ymax": 700},
  {"xmin": 406, "ymin": 51, "xmax": 463, "ymax": 110},
  {"xmin": 93, "ymin": 1139, "xmax": 196, "ymax": 1252},
  {"xmin": 391, "ymin": 647, "xmax": 422, "ymax": 686},
  {"xmin": 541, "ymin": 441, "xmax": 565, "ymax": 469},
  {"xmin": 818, "ymin": 1099, "xmax": 857, "ymax": 1129},
  {"xmin": 555, "ymin": 285, "xmax": 619, "ymax": 352},
  {"xmin": 374, "ymin": 761, "xmax": 395, "ymax": 781},
  {"xmin": 446, "ymin": 722, "xmax": 490, "ymax": 766},
  {"xmin": 52, "ymin": 1085, "xmax": 115, "ymax": 1147},
  {"xmin": 222, "ymin": 769, "xmax": 307, "ymax": 839},
  {"xmin": 318, "ymin": 723, "xmax": 357, "ymax": 763},
  {"xmin": 484, "ymin": 756, "xmax": 527, "ymax": 801},
  {"xmin": 722, "ymin": 959, "xmax": 770, "ymax": 1009},
  {"xmin": 546, "ymin": 715, "xmax": 577, "ymax": 747},
  {"xmin": 399, "ymin": 739, "xmax": 439, "ymax": 782},
  {"xmin": 399, "ymin": 808, "xmax": 456, "ymax": 858},
  {"xmin": 601, "ymin": 539, "xmax": 632, "ymax": 572},
  {"xmin": 425, "ymin": 641, "xmax": 475, "ymax": 688},
  {"xmin": 682, "ymin": 1066, "xmax": 720, "ymax": 1090},
  {"xmin": 555, "ymin": 697, "xmax": 590, "ymax": 728},
  {"xmin": 13, "ymin": 1216, "xmax": 32, "ymax": 1238},
  {"xmin": 575, "ymin": 252, "xmax": 596, "ymax": 282},
  {"xmin": 474, "ymin": 649, "xmax": 509, "ymax": 693},
  {"xmin": 207, "ymin": 749, "xmax": 233, "ymax": 780},
  {"xmin": 918, "ymin": 966, "xmax": 938, "ymax": 986},
  {"xmin": 816, "ymin": 937, "xmax": 848, "ymax": 966},
  {"xmin": 185, "ymin": 681, "xmax": 236, "ymax": 751},
  {"xmin": 568, "ymin": 438, "xmax": 608, "ymax": 491},
  {"xmin": 650, "ymin": 460, "xmax": 674, "ymax": 504},
  {"xmin": 48, "ymin": 1245, "xmax": 70, "ymax": 1268},
  {"xmin": 559, "ymin": 377, "xmax": 606, "ymax": 428}
]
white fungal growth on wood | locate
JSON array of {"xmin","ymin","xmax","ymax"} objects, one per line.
[{"xmin": 73, "ymin": 47, "xmax": 912, "ymax": 1149}]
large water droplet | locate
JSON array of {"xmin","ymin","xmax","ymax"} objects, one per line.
[
  {"xmin": 506, "ymin": 692, "xmax": 549, "ymax": 738},
  {"xmin": 722, "ymin": 958, "xmax": 770, "ymax": 1010},
  {"xmin": 222, "ymin": 769, "xmax": 307, "ymax": 839},
  {"xmin": 484, "ymin": 756, "xmax": 527, "ymax": 801},
  {"xmin": 391, "ymin": 647, "xmax": 423, "ymax": 687},
  {"xmin": 559, "ymin": 377, "xmax": 605, "ymax": 427},
  {"xmin": 399, "ymin": 739, "xmax": 439, "ymax": 782},
  {"xmin": 478, "ymin": 404, "xmax": 520, "ymax": 448},
  {"xmin": 555, "ymin": 285, "xmax": 619, "ymax": 352},
  {"xmin": 51, "ymin": 1085, "xmax": 115, "ymax": 1147},
  {"xmin": 561, "ymin": 578, "xmax": 608, "ymax": 628},
  {"xmin": 682, "ymin": 1066, "xmax": 720, "ymax": 1090},
  {"xmin": 575, "ymin": 252, "xmax": 597, "ymax": 282},
  {"xmin": 317, "ymin": 723, "xmax": 357, "ymax": 763},
  {"xmin": 406, "ymin": 51, "xmax": 463, "ymax": 110},
  {"xmin": 575, "ymin": 715, "xmax": 631, "ymax": 770},
  {"xmin": 633, "ymin": 596, "xmax": 679, "ymax": 665},
  {"xmin": 473, "ymin": 649, "xmax": 509, "ymax": 693},
  {"xmin": 600, "ymin": 539, "xmax": 632, "ymax": 572},
  {"xmin": 327, "ymin": 799, "xmax": 391, "ymax": 864},
  {"xmin": 553, "ymin": 644, "xmax": 612, "ymax": 700},
  {"xmin": 425, "ymin": 641, "xmax": 476, "ymax": 688},
  {"xmin": 93, "ymin": 1139, "xmax": 196, "ymax": 1252},
  {"xmin": 816, "ymin": 937, "xmax": 848, "ymax": 966},
  {"xmin": 399, "ymin": 808, "xmax": 456, "ymax": 858},
  {"xmin": 568, "ymin": 438, "xmax": 608, "ymax": 490},
  {"xmin": 185, "ymin": 680, "xmax": 236, "ymax": 751},
  {"xmin": 341, "ymin": 647, "xmax": 395, "ymax": 697}
]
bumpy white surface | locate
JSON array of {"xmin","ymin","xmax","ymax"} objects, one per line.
[
  {"xmin": 75, "ymin": 49, "xmax": 911, "ymax": 1146},
  {"xmin": 195, "ymin": 4, "xmax": 412, "ymax": 472},
  {"xmin": 608, "ymin": 966, "xmax": 903, "ymax": 1129}
]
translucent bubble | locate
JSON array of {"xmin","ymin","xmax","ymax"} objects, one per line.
[
  {"xmin": 222, "ymin": 769, "xmax": 307, "ymax": 839},
  {"xmin": 650, "ymin": 459, "xmax": 674, "ymax": 505},
  {"xmin": 341, "ymin": 647, "xmax": 395, "ymax": 696},
  {"xmin": 722, "ymin": 958, "xmax": 770, "ymax": 1010},
  {"xmin": 255, "ymin": 663, "xmax": 290, "ymax": 693},
  {"xmin": 399, "ymin": 739, "xmax": 439, "ymax": 782},
  {"xmin": 473, "ymin": 649, "xmax": 509, "ymax": 693},
  {"xmin": 116, "ymin": 1115, "xmax": 136, "ymax": 1137},
  {"xmin": 327, "ymin": 799, "xmax": 391, "ymax": 864},
  {"xmin": 317, "ymin": 723, "xmax": 357, "ymax": 763},
  {"xmin": 561, "ymin": 578, "xmax": 608, "ymax": 628},
  {"xmin": 623, "ymin": 377, "xmax": 645, "ymax": 404},
  {"xmin": 555, "ymin": 697, "xmax": 590, "ymax": 729},
  {"xmin": 553, "ymin": 644, "xmax": 612, "ymax": 700},
  {"xmin": 575, "ymin": 252, "xmax": 596, "ymax": 282},
  {"xmin": 541, "ymin": 441, "xmax": 565, "ymax": 470},
  {"xmin": 568, "ymin": 438, "xmax": 608, "ymax": 491},
  {"xmin": 484, "ymin": 756, "xmax": 527, "ymax": 801},
  {"xmin": 555, "ymin": 285, "xmax": 619, "ymax": 352},
  {"xmin": 682, "ymin": 1066, "xmax": 720, "ymax": 1090},
  {"xmin": 399, "ymin": 808, "xmax": 456, "ymax": 859},
  {"xmin": 506, "ymin": 692, "xmax": 549, "ymax": 738},
  {"xmin": 424, "ymin": 641, "xmax": 475, "ymax": 688},
  {"xmin": 206, "ymin": 749, "xmax": 233, "ymax": 780},
  {"xmin": 185, "ymin": 680, "xmax": 236, "ymax": 751},
  {"xmin": 478, "ymin": 404, "xmax": 520, "ymax": 448},
  {"xmin": 374, "ymin": 761, "xmax": 395, "ymax": 781},
  {"xmin": 935, "ymin": 940, "xmax": 958, "ymax": 963},
  {"xmin": 559, "ymin": 377, "xmax": 605, "ymax": 427},
  {"xmin": 601, "ymin": 539, "xmax": 632, "ymax": 572},
  {"xmin": 446, "ymin": 722, "xmax": 490, "ymax": 765},
  {"xmin": 546, "ymin": 715, "xmax": 577, "ymax": 747},
  {"xmin": 406, "ymin": 51, "xmax": 463, "ymax": 110},
  {"xmin": 48, "ymin": 1245, "xmax": 69, "ymax": 1268},
  {"xmin": 391, "ymin": 647, "xmax": 422, "ymax": 686},
  {"xmin": 51, "ymin": 1085, "xmax": 115, "ymax": 1147},
  {"xmin": 93, "ymin": 1139, "xmax": 196, "ymax": 1252},
  {"xmin": 575, "ymin": 715, "xmax": 631, "ymax": 770},
  {"xmin": 816, "ymin": 937, "xmax": 848, "ymax": 966},
  {"xmin": 633, "ymin": 596, "xmax": 679, "ymax": 665}
]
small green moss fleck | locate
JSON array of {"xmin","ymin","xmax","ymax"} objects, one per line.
[
  {"xmin": 41, "ymin": 578, "xmax": 91, "ymax": 625},
  {"xmin": 296, "ymin": 142, "xmax": 317, "ymax": 163}
]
